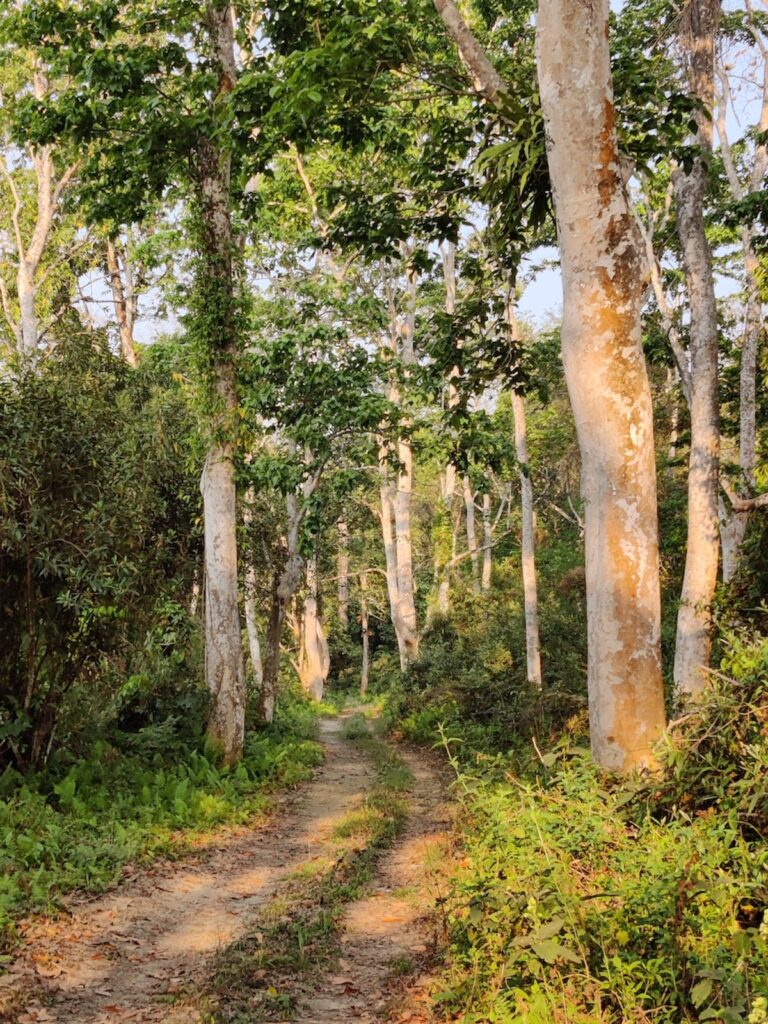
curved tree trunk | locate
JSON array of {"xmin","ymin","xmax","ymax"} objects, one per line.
[{"xmin": 536, "ymin": 0, "xmax": 666, "ymax": 769}]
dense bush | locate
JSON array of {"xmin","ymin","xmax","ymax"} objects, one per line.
[
  {"xmin": 0, "ymin": 336, "xmax": 201, "ymax": 768},
  {"xmin": 396, "ymin": 633, "xmax": 768, "ymax": 1024}
]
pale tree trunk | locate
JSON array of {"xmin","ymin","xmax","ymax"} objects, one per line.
[
  {"xmin": 435, "ymin": 0, "xmax": 665, "ymax": 765},
  {"xmin": 0, "ymin": 68, "xmax": 78, "ymax": 362},
  {"xmin": 436, "ymin": 241, "xmax": 459, "ymax": 614},
  {"xmin": 200, "ymin": 446, "xmax": 245, "ymax": 762},
  {"xmin": 481, "ymin": 493, "xmax": 492, "ymax": 593},
  {"xmin": 463, "ymin": 476, "xmax": 481, "ymax": 592},
  {"xmin": 106, "ymin": 238, "xmax": 139, "ymax": 367},
  {"xmin": 537, "ymin": 0, "xmax": 666, "ymax": 769},
  {"xmin": 378, "ymin": 261, "xmax": 419, "ymax": 668},
  {"xmin": 195, "ymin": 2, "xmax": 245, "ymax": 762},
  {"xmin": 360, "ymin": 570, "xmax": 370, "ymax": 695},
  {"xmin": 298, "ymin": 554, "xmax": 328, "ymax": 702},
  {"xmin": 337, "ymin": 519, "xmax": 350, "ymax": 628},
  {"xmin": 715, "ymin": 39, "xmax": 767, "ymax": 579},
  {"xmin": 393, "ymin": 263, "xmax": 419, "ymax": 656},
  {"xmin": 243, "ymin": 487, "xmax": 263, "ymax": 690},
  {"xmin": 257, "ymin": 463, "xmax": 322, "ymax": 722},
  {"xmin": 506, "ymin": 294, "xmax": 542, "ymax": 687},
  {"xmin": 672, "ymin": 0, "xmax": 721, "ymax": 701},
  {"xmin": 380, "ymin": 464, "xmax": 410, "ymax": 670}
]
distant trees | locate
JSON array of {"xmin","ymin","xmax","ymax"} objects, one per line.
[{"xmin": 0, "ymin": 0, "xmax": 765, "ymax": 774}]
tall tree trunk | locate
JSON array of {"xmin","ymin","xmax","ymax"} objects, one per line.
[
  {"xmin": 537, "ymin": 0, "xmax": 666, "ymax": 769},
  {"xmin": 258, "ymin": 491, "xmax": 304, "ymax": 723},
  {"xmin": 672, "ymin": 0, "xmax": 721, "ymax": 700},
  {"xmin": 17, "ymin": 264, "xmax": 38, "ymax": 360},
  {"xmin": 378, "ymin": 259, "xmax": 419, "ymax": 668},
  {"xmin": 106, "ymin": 238, "xmax": 139, "ymax": 367},
  {"xmin": 380, "ymin": 466, "xmax": 410, "ymax": 670},
  {"xmin": 393, "ymin": 263, "xmax": 419, "ymax": 657},
  {"xmin": 195, "ymin": 2, "xmax": 245, "ymax": 762},
  {"xmin": 505, "ymin": 294, "xmax": 542, "ymax": 687},
  {"xmin": 337, "ymin": 519, "xmax": 349, "ymax": 628},
  {"xmin": 463, "ymin": 476, "xmax": 480, "ymax": 592},
  {"xmin": 715, "ymin": 46, "xmax": 767, "ymax": 579},
  {"xmin": 243, "ymin": 487, "xmax": 263, "ymax": 690},
  {"xmin": 436, "ymin": 241, "xmax": 459, "ymax": 614},
  {"xmin": 360, "ymin": 570, "xmax": 370, "ymax": 695},
  {"xmin": 481, "ymin": 492, "xmax": 492, "ymax": 593},
  {"xmin": 298, "ymin": 554, "xmax": 328, "ymax": 701}
]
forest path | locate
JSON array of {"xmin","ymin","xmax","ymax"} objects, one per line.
[
  {"xmin": 297, "ymin": 743, "xmax": 453, "ymax": 1024},
  {"xmin": 3, "ymin": 715, "xmax": 454, "ymax": 1024}
]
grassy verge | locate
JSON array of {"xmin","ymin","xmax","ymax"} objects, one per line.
[
  {"xmin": 0, "ymin": 699, "xmax": 324, "ymax": 950},
  {"xmin": 386, "ymin": 649, "xmax": 768, "ymax": 1024},
  {"xmin": 206, "ymin": 713, "xmax": 413, "ymax": 1023}
]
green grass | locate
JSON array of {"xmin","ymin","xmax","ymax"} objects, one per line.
[{"xmin": 0, "ymin": 699, "xmax": 324, "ymax": 950}]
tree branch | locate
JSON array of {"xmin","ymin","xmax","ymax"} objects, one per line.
[{"xmin": 432, "ymin": 0, "xmax": 509, "ymax": 111}]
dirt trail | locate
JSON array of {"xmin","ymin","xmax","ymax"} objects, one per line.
[
  {"xmin": 2, "ymin": 719, "xmax": 374, "ymax": 1024},
  {"xmin": 301, "ymin": 747, "xmax": 453, "ymax": 1024},
  {"xmin": 2, "ymin": 718, "xmax": 454, "ymax": 1024}
]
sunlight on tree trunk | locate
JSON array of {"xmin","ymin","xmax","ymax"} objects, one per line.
[
  {"xmin": 298, "ymin": 554, "xmax": 328, "ymax": 702},
  {"xmin": 536, "ymin": 0, "xmax": 666, "ymax": 769}
]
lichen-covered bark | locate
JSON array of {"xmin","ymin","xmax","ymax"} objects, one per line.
[
  {"xmin": 196, "ymin": 2, "xmax": 245, "ymax": 762},
  {"xmin": 672, "ymin": 0, "xmax": 721, "ymax": 699},
  {"xmin": 537, "ymin": 0, "xmax": 666, "ymax": 769}
]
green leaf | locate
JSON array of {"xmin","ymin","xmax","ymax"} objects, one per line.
[
  {"xmin": 532, "ymin": 939, "xmax": 580, "ymax": 964},
  {"xmin": 691, "ymin": 978, "xmax": 713, "ymax": 1008}
]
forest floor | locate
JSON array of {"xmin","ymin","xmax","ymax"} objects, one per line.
[{"xmin": 1, "ymin": 712, "xmax": 455, "ymax": 1024}]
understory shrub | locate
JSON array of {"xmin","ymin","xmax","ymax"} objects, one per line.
[{"xmin": 413, "ymin": 634, "xmax": 768, "ymax": 1023}]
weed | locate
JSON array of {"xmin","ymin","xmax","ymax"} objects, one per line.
[{"xmin": 340, "ymin": 713, "xmax": 370, "ymax": 740}]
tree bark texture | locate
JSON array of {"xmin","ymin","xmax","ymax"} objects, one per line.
[
  {"xmin": 196, "ymin": 2, "xmax": 245, "ymax": 762},
  {"xmin": 672, "ymin": 0, "xmax": 721, "ymax": 699},
  {"xmin": 537, "ymin": 0, "xmax": 666, "ymax": 769}
]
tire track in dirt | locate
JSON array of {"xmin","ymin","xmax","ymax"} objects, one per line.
[{"xmin": 298, "ymin": 746, "xmax": 455, "ymax": 1024}]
